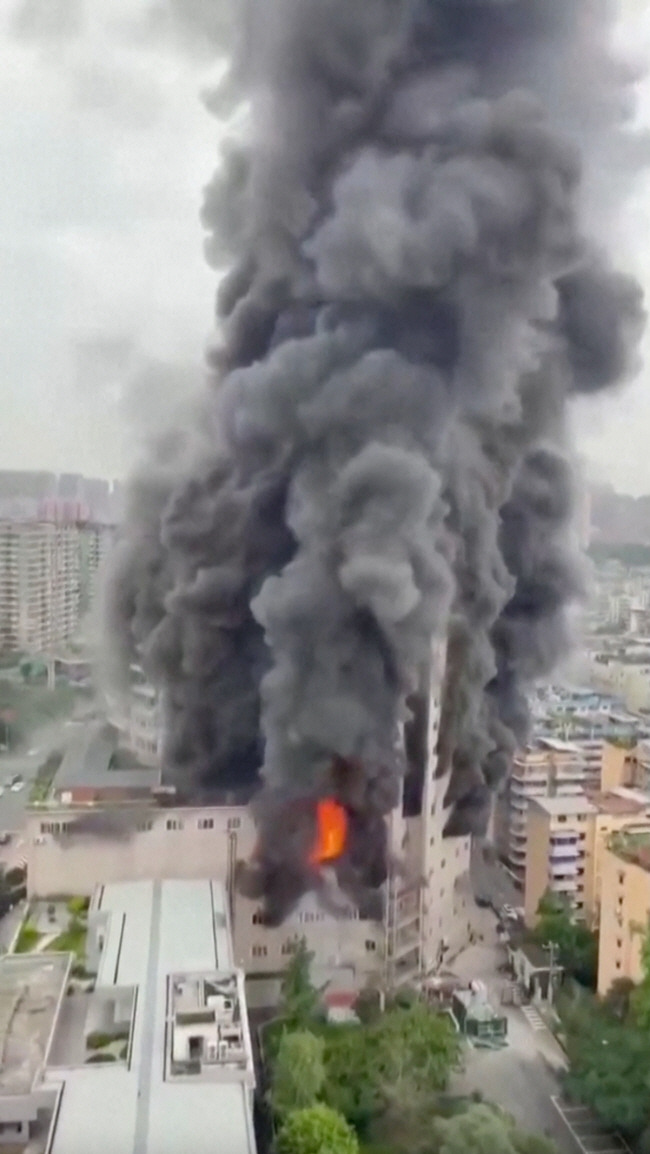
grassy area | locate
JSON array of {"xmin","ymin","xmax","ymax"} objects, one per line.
[
  {"xmin": 14, "ymin": 921, "xmax": 42, "ymax": 954},
  {"xmin": 51, "ymin": 917, "xmax": 87, "ymax": 957}
]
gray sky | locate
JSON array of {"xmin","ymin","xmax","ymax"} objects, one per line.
[{"xmin": 0, "ymin": 0, "xmax": 649, "ymax": 492}]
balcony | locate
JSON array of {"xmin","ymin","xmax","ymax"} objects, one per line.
[{"xmin": 549, "ymin": 843, "xmax": 579, "ymax": 860}]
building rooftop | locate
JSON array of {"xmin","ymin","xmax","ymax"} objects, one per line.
[
  {"xmin": 0, "ymin": 954, "xmax": 70, "ymax": 1096},
  {"xmin": 530, "ymin": 795, "xmax": 596, "ymax": 817},
  {"xmin": 609, "ymin": 830, "xmax": 650, "ymax": 873},
  {"xmin": 42, "ymin": 879, "xmax": 256, "ymax": 1154},
  {"xmin": 536, "ymin": 737, "xmax": 583, "ymax": 753},
  {"xmin": 55, "ymin": 722, "xmax": 161, "ymax": 794},
  {"xmin": 587, "ymin": 788, "xmax": 650, "ymax": 816}
]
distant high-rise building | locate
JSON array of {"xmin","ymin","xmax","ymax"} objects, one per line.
[{"xmin": 0, "ymin": 521, "xmax": 80, "ymax": 654}]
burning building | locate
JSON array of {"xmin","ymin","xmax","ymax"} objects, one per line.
[{"xmin": 106, "ymin": 0, "xmax": 645, "ymax": 926}]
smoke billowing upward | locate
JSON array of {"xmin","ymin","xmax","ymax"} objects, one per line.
[{"xmin": 106, "ymin": 0, "xmax": 645, "ymax": 922}]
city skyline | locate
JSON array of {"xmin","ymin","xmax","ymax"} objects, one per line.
[{"xmin": 0, "ymin": 2, "xmax": 650, "ymax": 493}]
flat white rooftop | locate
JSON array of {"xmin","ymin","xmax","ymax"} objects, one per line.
[{"xmin": 45, "ymin": 879, "xmax": 256, "ymax": 1154}]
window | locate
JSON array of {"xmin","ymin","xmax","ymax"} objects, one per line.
[
  {"xmin": 227, "ymin": 817, "xmax": 241, "ymax": 831},
  {"xmin": 166, "ymin": 819, "xmax": 183, "ymax": 831},
  {"xmin": 365, "ymin": 940, "xmax": 377, "ymax": 952},
  {"xmin": 252, "ymin": 945, "xmax": 268, "ymax": 958},
  {"xmin": 615, "ymin": 960, "xmax": 621, "ymax": 970},
  {"xmin": 617, "ymin": 939, "xmax": 622, "ymax": 949},
  {"xmin": 281, "ymin": 941, "xmax": 297, "ymax": 956},
  {"xmin": 429, "ymin": 835, "xmax": 435, "ymax": 847},
  {"xmin": 440, "ymin": 859, "xmax": 446, "ymax": 869},
  {"xmin": 40, "ymin": 821, "xmax": 70, "ymax": 835},
  {"xmin": 137, "ymin": 821, "xmax": 153, "ymax": 832},
  {"xmin": 252, "ymin": 910, "xmax": 265, "ymax": 925},
  {"xmin": 198, "ymin": 818, "xmax": 214, "ymax": 830},
  {"xmin": 557, "ymin": 816, "xmax": 567, "ymax": 823},
  {"xmin": 618, "ymin": 871, "xmax": 626, "ymax": 885}
]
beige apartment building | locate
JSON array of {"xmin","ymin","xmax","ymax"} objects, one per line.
[
  {"xmin": 524, "ymin": 788, "xmax": 650, "ymax": 928},
  {"xmin": 0, "ymin": 521, "xmax": 81, "ymax": 655},
  {"xmin": 497, "ymin": 737, "xmax": 587, "ymax": 886},
  {"xmin": 24, "ymin": 644, "xmax": 478, "ymax": 999},
  {"xmin": 598, "ymin": 830, "xmax": 650, "ymax": 995}
]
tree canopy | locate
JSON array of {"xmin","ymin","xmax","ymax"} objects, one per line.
[
  {"xmin": 433, "ymin": 1104, "xmax": 558, "ymax": 1154},
  {"xmin": 278, "ymin": 937, "xmax": 325, "ymax": 1029},
  {"xmin": 533, "ymin": 891, "xmax": 598, "ymax": 988},
  {"xmin": 277, "ymin": 1104, "xmax": 359, "ymax": 1154},
  {"xmin": 560, "ymin": 926, "xmax": 650, "ymax": 1141},
  {"xmin": 271, "ymin": 1030, "xmax": 325, "ymax": 1118}
]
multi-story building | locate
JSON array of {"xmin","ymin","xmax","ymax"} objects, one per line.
[
  {"xmin": 106, "ymin": 664, "xmax": 161, "ymax": 767},
  {"xmin": 524, "ymin": 788, "xmax": 650, "ymax": 927},
  {"xmin": 598, "ymin": 829, "xmax": 650, "ymax": 996},
  {"xmin": 496, "ymin": 737, "xmax": 587, "ymax": 886},
  {"xmin": 79, "ymin": 523, "xmax": 115, "ymax": 615},
  {"xmin": 0, "ymin": 521, "xmax": 80, "ymax": 654},
  {"xmin": 24, "ymin": 644, "xmax": 478, "ymax": 1002},
  {"xmin": 0, "ymin": 879, "xmax": 256, "ymax": 1154}
]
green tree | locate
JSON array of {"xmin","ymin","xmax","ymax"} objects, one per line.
[
  {"xmin": 630, "ymin": 921, "xmax": 650, "ymax": 1028},
  {"xmin": 271, "ymin": 1031, "xmax": 326, "ymax": 1119},
  {"xmin": 433, "ymin": 1104, "xmax": 557, "ymax": 1154},
  {"xmin": 279, "ymin": 938, "xmax": 324, "ymax": 1029},
  {"xmin": 322, "ymin": 1002, "xmax": 460, "ymax": 1138},
  {"xmin": 277, "ymin": 1104, "xmax": 359, "ymax": 1154},
  {"xmin": 562, "ymin": 1004, "xmax": 650, "ymax": 1137},
  {"xmin": 533, "ymin": 891, "xmax": 598, "ymax": 988}
]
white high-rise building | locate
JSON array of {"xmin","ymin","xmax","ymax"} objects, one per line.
[{"xmin": 0, "ymin": 521, "xmax": 80, "ymax": 655}]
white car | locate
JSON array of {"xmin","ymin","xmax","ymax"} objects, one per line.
[
  {"xmin": 501, "ymin": 904, "xmax": 518, "ymax": 921},
  {"xmin": 10, "ymin": 781, "xmax": 24, "ymax": 793}
]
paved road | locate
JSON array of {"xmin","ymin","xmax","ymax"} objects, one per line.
[
  {"xmin": 471, "ymin": 841, "xmax": 521, "ymax": 910},
  {"xmin": 452, "ymin": 1011, "xmax": 575, "ymax": 1154}
]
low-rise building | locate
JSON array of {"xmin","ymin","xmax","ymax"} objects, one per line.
[
  {"xmin": 0, "ymin": 878, "xmax": 256, "ymax": 1153},
  {"xmin": 598, "ymin": 830, "xmax": 650, "ymax": 996}
]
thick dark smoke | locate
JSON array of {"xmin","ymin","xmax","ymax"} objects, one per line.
[{"xmin": 106, "ymin": 0, "xmax": 645, "ymax": 922}]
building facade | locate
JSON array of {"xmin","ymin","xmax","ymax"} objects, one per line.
[
  {"xmin": 497, "ymin": 738, "xmax": 587, "ymax": 887},
  {"xmin": 524, "ymin": 789, "xmax": 650, "ymax": 928},
  {"xmin": 598, "ymin": 831, "xmax": 650, "ymax": 996}
]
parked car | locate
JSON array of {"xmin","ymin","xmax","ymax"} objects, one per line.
[
  {"xmin": 475, "ymin": 895, "xmax": 491, "ymax": 908},
  {"xmin": 0, "ymin": 833, "xmax": 10, "ymax": 846},
  {"xmin": 500, "ymin": 904, "xmax": 518, "ymax": 921}
]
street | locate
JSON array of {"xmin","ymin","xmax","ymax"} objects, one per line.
[
  {"xmin": 450, "ymin": 903, "xmax": 576, "ymax": 1153},
  {"xmin": 471, "ymin": 840, "xmax": 522, "ymax": 910}
]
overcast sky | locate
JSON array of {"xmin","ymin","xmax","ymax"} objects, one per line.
[{"xmin": 1, "ymin": 0, "xmax": 650, "ymax": 492}]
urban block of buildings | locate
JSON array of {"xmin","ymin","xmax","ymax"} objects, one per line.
[
  {"xmin": 0, "ymin": 879, "xmax": 255, "ymax": 1153},
  {"xmin": 23, "ymin": 643, "xmax": 481, "ymax": 1004}
]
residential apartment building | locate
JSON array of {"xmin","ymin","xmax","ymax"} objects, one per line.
[
  {"xmin": 496, "ymin": 738, "xmax": 587, "ymax": 887},
  {"xmin": 24, "ymin": 644, "xmax": 478, "ymax": 1001},
  {"xmin": 598, "ymin": 830, "xmax": 650, "ymax": 996},
  {"xmin": 524, "ymin": 788, "xmax": 650, "ymax": 927},
  {"xmin": 0, "ymin": 521, "xmax": 80, "ymax": 654}
]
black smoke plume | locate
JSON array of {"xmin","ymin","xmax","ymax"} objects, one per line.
[{"xmin": 106, "ymin": 0, "xmax": 645, "ymax": 922}]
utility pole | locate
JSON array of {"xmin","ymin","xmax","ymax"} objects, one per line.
[{"xmin": 544, "ymin": 940, "xmax": 559, "ymax": 1004}]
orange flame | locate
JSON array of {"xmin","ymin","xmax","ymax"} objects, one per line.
[{"xmin": 309, "ymin": 798, "xmax": 349, "ymax": 866}]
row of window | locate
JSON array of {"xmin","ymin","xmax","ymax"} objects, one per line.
[
  {"xmin": 251, "ymin": 939, "xmax": 379, "ymax": 960},
  {"xmin": 41, "ymin": 816, "xmax": 242, "ymax": 836}
]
